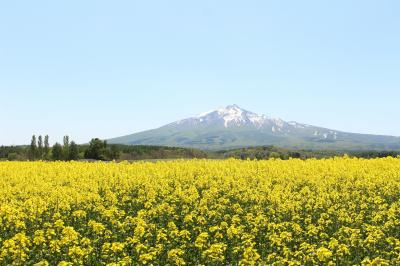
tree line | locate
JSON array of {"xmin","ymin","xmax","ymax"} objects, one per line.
[
  {"xmin": 216, "ymin": 145, "xmax": 400, "ymax": 160},
  {"xmin": 0, "ymin": 136, "xmax": 207, "ymax": 161},
  {"xmin": 24, "ymin": 135, "xmax": 120, "ymax": 161},
  {"xmin": 2, "ymin": 137, "xmax": 399, "ymax": 162},
  {"xmin": 28, "ymin": 135, "xmax": 79, "ymax": 161}
]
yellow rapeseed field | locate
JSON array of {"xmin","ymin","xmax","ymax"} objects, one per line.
[{"xmin": 0, "ymin": 158, "xmax": 400, "ymax": 265}]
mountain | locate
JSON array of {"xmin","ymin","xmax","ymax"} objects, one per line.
[{"xmin": 108, "ymin": 105, "xmax": 400, "ymax": 150}]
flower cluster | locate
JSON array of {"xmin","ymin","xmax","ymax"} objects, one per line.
[{"xmin": 0, "ymin": 157, "xmax": 399, "ymax": 265}]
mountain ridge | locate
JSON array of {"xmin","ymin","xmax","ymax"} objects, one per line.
[{"xmin": 108, "ymin": 105, "xmax": 400, "ymax": 150}]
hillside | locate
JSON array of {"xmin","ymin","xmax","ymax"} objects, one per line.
[{"xmin": 109, "ymin": 105, "xmax": 400, "ymax": 150}]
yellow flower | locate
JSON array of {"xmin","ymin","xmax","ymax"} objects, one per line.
[
  {"xmin": 195, "ymin": 232, "xmax": 209, "ymax": 250},
  {"xmin": 168, "ymin": 248, "xmax": 185, "ymax": 265},
  {"xmin": 202, "ymin": 243, "xmax": 227, "ymax": 263},
  {"xmin": 111, "ymin": 242, "xmax": 125, "ymax": 253},
  {"xmin": 316, "ymin": 247, "xmax": 333, "ymax": 262},
  {"xmin": 34, "ymin": 260, "xmax": 49, "ymax": 266},
  {"xmin": 57, "ymin": 261, "xmax": 73, "ymax": 266},
  {"xmin": 0, "ymin": 158, "xmax": 400, "ymax": 264}
]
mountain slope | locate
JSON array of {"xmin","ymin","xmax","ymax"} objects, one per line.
[{"xmin": 108, "ymin": 105, "xmax": 400, "ymax": 150}]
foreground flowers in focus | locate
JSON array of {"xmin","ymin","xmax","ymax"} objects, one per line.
[{"xmin": 0, "ymin": 158, "xmax": 399, "ymax": 265}]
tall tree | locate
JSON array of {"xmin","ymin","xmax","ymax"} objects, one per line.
[
  {"xmin": 63, "ymin": 135, "xmax": 70, "ymax": 161},
  {"xmin": 52, "ymin": 143, "xmax": 63, "ymax": 161},
  {"xmin": 68, "ymin": 141, "xmax": 79, "ymax": 161},
  {"xmin": 44, "ymin": 135, "xmax": 50, "ymax": 159},
  {"xmin": 29, "ymin": 135, "xmax": 37, "ymax": 160},
  {"xmin": 84, "ymin": 138, "xmax": 107, "ymax": 160},
  {"xmin": 108, "ymin": 145, "xmax": 120, "ymax": 160},
  {"xmin": 37, "ymin": 135, "xmax": 43, "ymax": 159}
]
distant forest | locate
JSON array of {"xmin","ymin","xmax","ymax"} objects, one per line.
[
  {"xmin": 1, "ymin": 135, "xmax": 399, "ymax": 162},
  {"xmin": 0, "ymin": 135, "xmax": 208, "ymax": 161}
]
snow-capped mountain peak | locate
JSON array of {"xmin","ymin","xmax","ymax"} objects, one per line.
[
  {"xmin": 172, "ymin": 104, "xmax": 330, "ymax": 135},
  {"xmin": 197, "ymin": 104, "xmax": 243, "ymax": 118},
  {"xmin": 194, "ymin": 105, "xmax": 264, "ymax": 127},
  {"xmin": 176, "ymin": 105, "xmax": 286, "ymax": 129},
  {"xmin": 109, "ymin": 104, "xmax": 400, "ymax": 150}
]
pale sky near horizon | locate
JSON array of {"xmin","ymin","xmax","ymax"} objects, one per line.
[{"xmin": 1, "ymin": 0, "xmax": 400, "ymax": 145}]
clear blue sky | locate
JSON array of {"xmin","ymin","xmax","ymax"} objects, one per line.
[{"xmin": 1, "ymin": 0, "xmax": 399, "ymax": 145}]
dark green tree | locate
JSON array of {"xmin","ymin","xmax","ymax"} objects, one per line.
[
  {"xmin": 68, "ymin": 141, "xmax": 79, "ymax": 161},
  {"xmin": 29, "ymin": 135, "xmax": 37, "ymax": 160},
  {"xmin": 7, "ymin": 153, "xmax": 18, "ymax": 161},
  {"xmin": 109, "ymin": 145, "xmax": 120, "ymax": 160},
  {"xmin": 269, "ymin": 152, "xmax": 281, "ymax": 159},
  {"xmin": 63, "ymin": 135, "xmax": 70, "ymax": 160},
  {"xmin": 52, "ymin": 143, "xmax": 63, "ymax": 161},
  {"xmin": 84, "ymin": 138, "xmax": 107, "ymax": 160},
  {"xmin": 44, "ymin": 135, "xmax": 50, "ymax": 160},
  {"xmin": 37, "ymin": 135, "xmax": 43, "ymax": 159}
]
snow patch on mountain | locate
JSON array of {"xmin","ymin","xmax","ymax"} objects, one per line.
[
  {"xmin": 193, "ymin": 105, "xmax": 286, "ymax": 129},
  {"xmin": 171, "ymin": 105, "xmax": 342, "ymax": 141}
]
